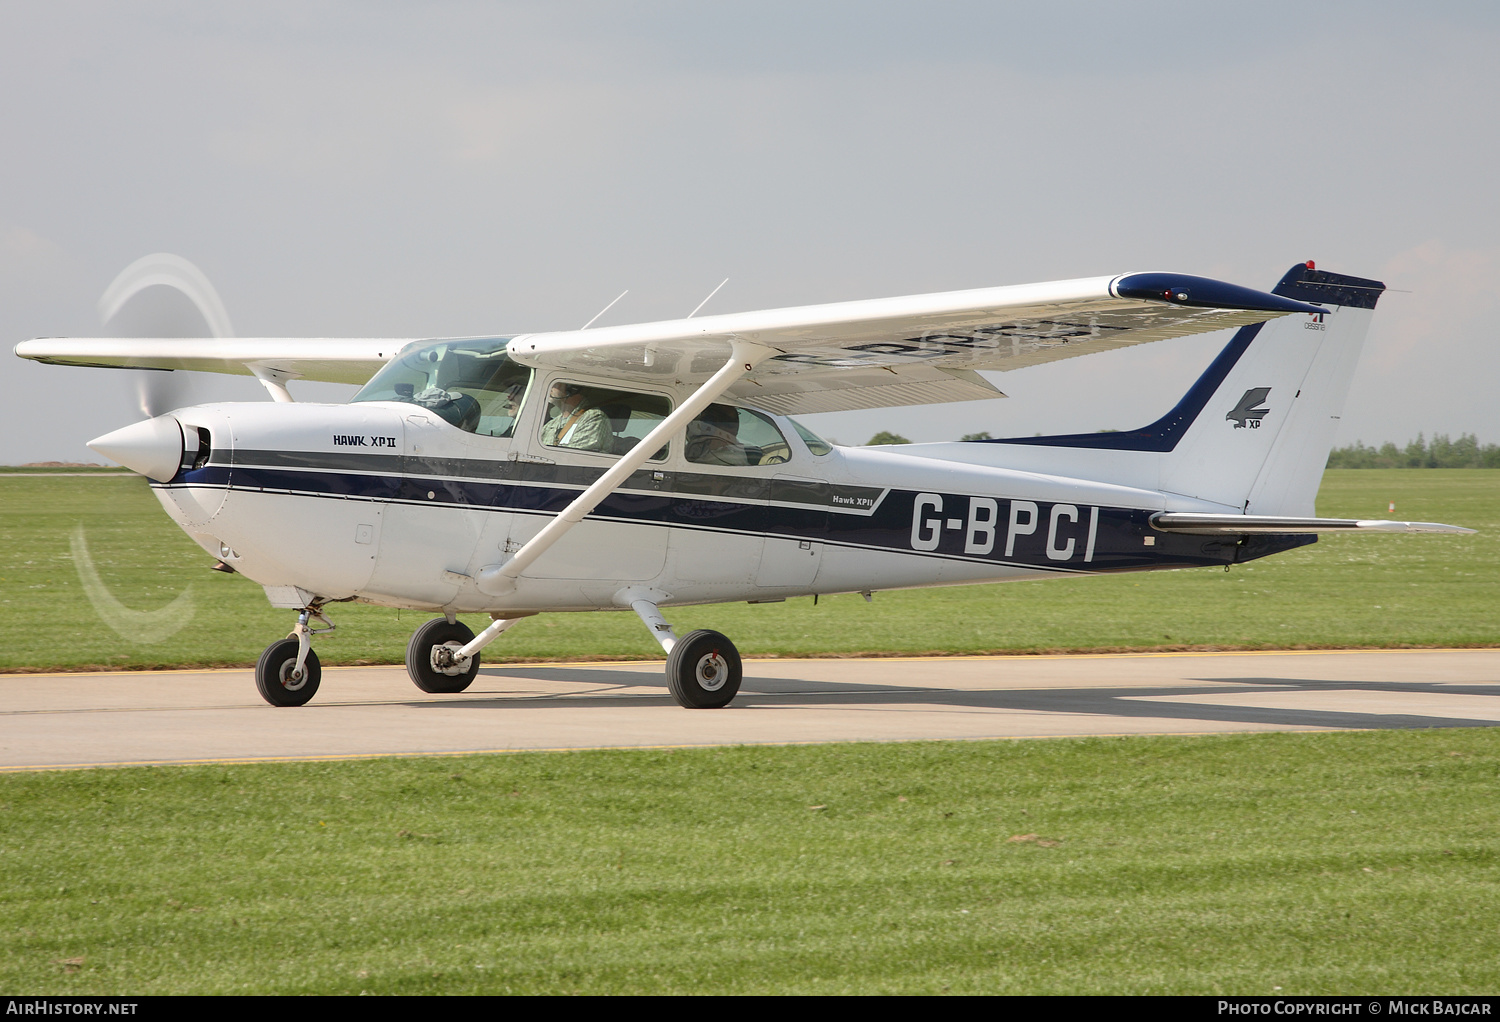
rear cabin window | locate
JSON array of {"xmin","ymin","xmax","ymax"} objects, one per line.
[{"xmin": 685, "ymin": 404, "xmax": 793, "ymax": 467}]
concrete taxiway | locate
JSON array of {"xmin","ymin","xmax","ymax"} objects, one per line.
[{"xmin": 2, "ymin": 649, "xmax": 1497, "ymax": 771}]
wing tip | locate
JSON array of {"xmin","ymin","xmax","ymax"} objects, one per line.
[{"xmin": 1113, "ymin": 272, "xmax": 1327, "ymax": 316}]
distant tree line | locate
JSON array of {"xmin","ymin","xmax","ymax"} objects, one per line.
[
  {"xmin": 852, "ymin": 431, "xmax": 1499, "ymax": 466},
  {"xmin": 862, "ymin": 431, "xmax": 993, "ymax": 445},
  {"xmin": 1326, "ymin": 433, "xmax": 1500, "ymax": 468}
]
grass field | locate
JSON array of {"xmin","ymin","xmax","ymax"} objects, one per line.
[
  {"xmin": 3, "ymin": 471, "xmax": 1496, "ymax": 995},
  {"xmin": 1, "ymin": 469, "xmax": 1494, "ymax": 671},
  {"xmin": 2, "ymin": 729, "xmax": 1497, "ymax": 995}
]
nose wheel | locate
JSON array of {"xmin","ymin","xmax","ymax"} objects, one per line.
[
  {"xmin": 254, "ymin": 637, "xmax": 322, "ymax": 707},
  {"xmin": 254, "ymin": 605, "xmax": 333, "ymax": 707}
]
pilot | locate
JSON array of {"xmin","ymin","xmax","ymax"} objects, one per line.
[
  {"xmin": 541, "ymin": 382, "xmax": 611, "ymax": 452},
  {"xmin": 686, "ymin": 404, "xmax": 748, "ymax": 465},
  {"xmin": 487, "ymin": 383, "xmax": 527, "ymax": 438}
]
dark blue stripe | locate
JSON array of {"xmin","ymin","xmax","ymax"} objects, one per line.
[
  {"xmin": 166, "ymin": 465, "xmax": 1283, "ymax": 573},
  {"xmin": 982, "ymin": 320, "xmax": 1265, "ymax": 452}
]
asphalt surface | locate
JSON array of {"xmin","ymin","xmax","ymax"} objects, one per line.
[{"xmin": 3, "ymin": 649, "xmax": 1498, "ymax": 771}]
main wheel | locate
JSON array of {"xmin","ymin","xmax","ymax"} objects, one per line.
[
  {"xmin": 666, "ymin": 629, "xmax": 742, "ymax": 709},
  {"xmin": 406, "ymin": 618, "xmax": 480, "ymax": 693},
  {"xmin": 254, "ymin": 638, "xmax": 321, "ymax": 707}
]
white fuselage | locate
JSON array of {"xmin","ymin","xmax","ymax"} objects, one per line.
[{"xmin": 151, "ymin": 382, "xmax": 1237, "ymax": 617}]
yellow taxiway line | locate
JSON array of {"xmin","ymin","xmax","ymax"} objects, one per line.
[{"xmin": 5, "ymin": 646, "xmax": 1495, "ymax": 680}]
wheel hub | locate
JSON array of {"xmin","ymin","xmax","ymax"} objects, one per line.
[
  {"xmin": 277, "ymin": 660, "xmax": 309, "ymax": 691},
  {"xmin": 695, "ymin": 651, "xmax": 728, "ymax": 691},
  {"xmin": 430, "ymin": 641, "xmax": 469, "ymax": 676}
]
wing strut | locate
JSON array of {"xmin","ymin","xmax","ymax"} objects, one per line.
[
  {"xmin": 477, "ymin": 339, "xmax": 777, "ymax": 595},
  {"xmin": 250, "ymin": 365, "xmax": 299, "ymax": 403}
]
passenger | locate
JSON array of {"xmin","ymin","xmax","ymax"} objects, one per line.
[
  {"xmin": 541, "ymin": 383, "xmax": 611, "ymax": 452},
  {"xmin": 686, "ymin": 404, "xmax": 748, "ymax": 465}
]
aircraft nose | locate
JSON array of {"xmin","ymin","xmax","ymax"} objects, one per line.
[{"xmin": 88, "ymin": 415, "xmax": 186, "ymax": 482}]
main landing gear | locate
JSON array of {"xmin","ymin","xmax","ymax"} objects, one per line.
[
  {"xmin": 395, "ymin": 605, "xmax": 743, "ymax": 707},
  {"xmin": 404, "ymin": 612, "xmax": 531, "ymax": 694},
  {"xmin": 666, "ymin": 629, "xmax": 743, "ymax": 709},
  {"xmin": 630, "ymin": 597, "xmax": 742, "ymax": 709},
  {"xmin": 406, "ymin": 617, "xmax": 479, "ymax": 693}
]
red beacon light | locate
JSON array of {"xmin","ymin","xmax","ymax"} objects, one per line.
[{"xmin": 1306, "ymin": 260, "xmax": 1316, "ymax": 270}]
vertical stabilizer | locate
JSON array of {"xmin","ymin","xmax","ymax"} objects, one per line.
[{"xmin": 1156, "ymin": 264, "xmax": 1383, "ymax": 515}]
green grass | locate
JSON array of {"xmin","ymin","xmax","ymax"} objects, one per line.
[
  {"xmin": 0, "ymin": 470, "xmax": 1495, "ymax": 671},
  {"xmin": 2, "ymin": 729, "xmax": 1497, "ymax": 994},
  {"xmin": 0, "ymin": 466, "xmax": 128, "ymax": 474}
]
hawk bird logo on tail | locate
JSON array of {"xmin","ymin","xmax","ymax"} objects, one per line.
[{"xmin": 1226, "ymin": 387, "xmax": 1271, "ymax": 429}]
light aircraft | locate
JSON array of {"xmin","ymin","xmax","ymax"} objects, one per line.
[{"xmin": 16, "ymin": 261, "xmax": 1473, "ymax": 709}]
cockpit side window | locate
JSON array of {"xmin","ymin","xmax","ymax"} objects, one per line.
[
  {"xmin": 352, "ymin": 338, "xmax": 532, "ymax": 437},
  {"xmin": 541, "ymin": 381, "xmax": 671, "ymax": 461}
]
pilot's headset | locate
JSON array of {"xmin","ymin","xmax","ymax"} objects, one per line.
[{"xmin": 548, "ymin": 382, "xmax": 581, "ymax": 413}]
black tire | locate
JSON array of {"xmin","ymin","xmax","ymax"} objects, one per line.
[
  {"xmin": 254, "ymin": 638, "xmax": 321, "ymax": 707},
  {"xmin": 406, "ymin": 618, "xmax": 480, "ymax": 693},
  {"xmin": 666, "ymin": 629, "xmax": 742, "ymax": 709}
]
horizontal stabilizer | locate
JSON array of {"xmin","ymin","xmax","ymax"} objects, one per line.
[{"xmin": 1150, "ymin": 513, "xmax": 1475, "ymax": 535}]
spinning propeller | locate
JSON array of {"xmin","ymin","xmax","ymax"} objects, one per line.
[{"xmin": 98, "ymin": 253, "xmax": 235, "ymax": 419}]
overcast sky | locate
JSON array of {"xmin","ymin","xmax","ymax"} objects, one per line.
[{"xmin": 4, "ymin": 1, "xmax": 1497, "ymax": 461}]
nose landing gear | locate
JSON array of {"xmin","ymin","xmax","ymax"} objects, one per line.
[
  {"xmin": 254, "ymin": 606, "xmax": 334, "ymax": 707},
  {"xmin": 254, "ymin": 638, "xmax": 321, "ymax": 706}
]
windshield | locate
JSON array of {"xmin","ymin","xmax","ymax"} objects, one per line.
[{"xmin": 352, "ymin": 337, "xmax": 531, "ymax": 436}]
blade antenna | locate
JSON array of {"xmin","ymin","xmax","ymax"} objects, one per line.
[
  {"xmin": 581, "ymin": 290, "xmax": 628, "ymax": 330},
  {"xmin": 687, "ymin": 278, "xmax": 729, "ymax": 318}
]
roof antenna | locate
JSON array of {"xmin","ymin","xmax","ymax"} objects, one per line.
[
  {"xmin": 581, "ymin": 290, "xmax": 628, "ymax": 330},
  {"xmin": 686, "ymin": 278, "xmax": 728, "ymax": 318}
]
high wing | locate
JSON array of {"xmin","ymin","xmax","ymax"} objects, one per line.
[
  {"xmin": 506, "ymin": 271, "xmax": 1326, "ymax": 414},
  {"xmin": 12, "ymin": 337, "xmax": 411, "ymax": 387},
  {"xmin": 14, "ymin": 271, "xmax": 1326, "ymax": 414}
]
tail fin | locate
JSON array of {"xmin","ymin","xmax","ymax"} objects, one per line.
[
  {"xmin": 1161, "ymin": 264, "xmax": 1383, "ymax": 515},
  {"xmin": 989, "ymin": 263, "xmax": 1384, "ymax": 515}
]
